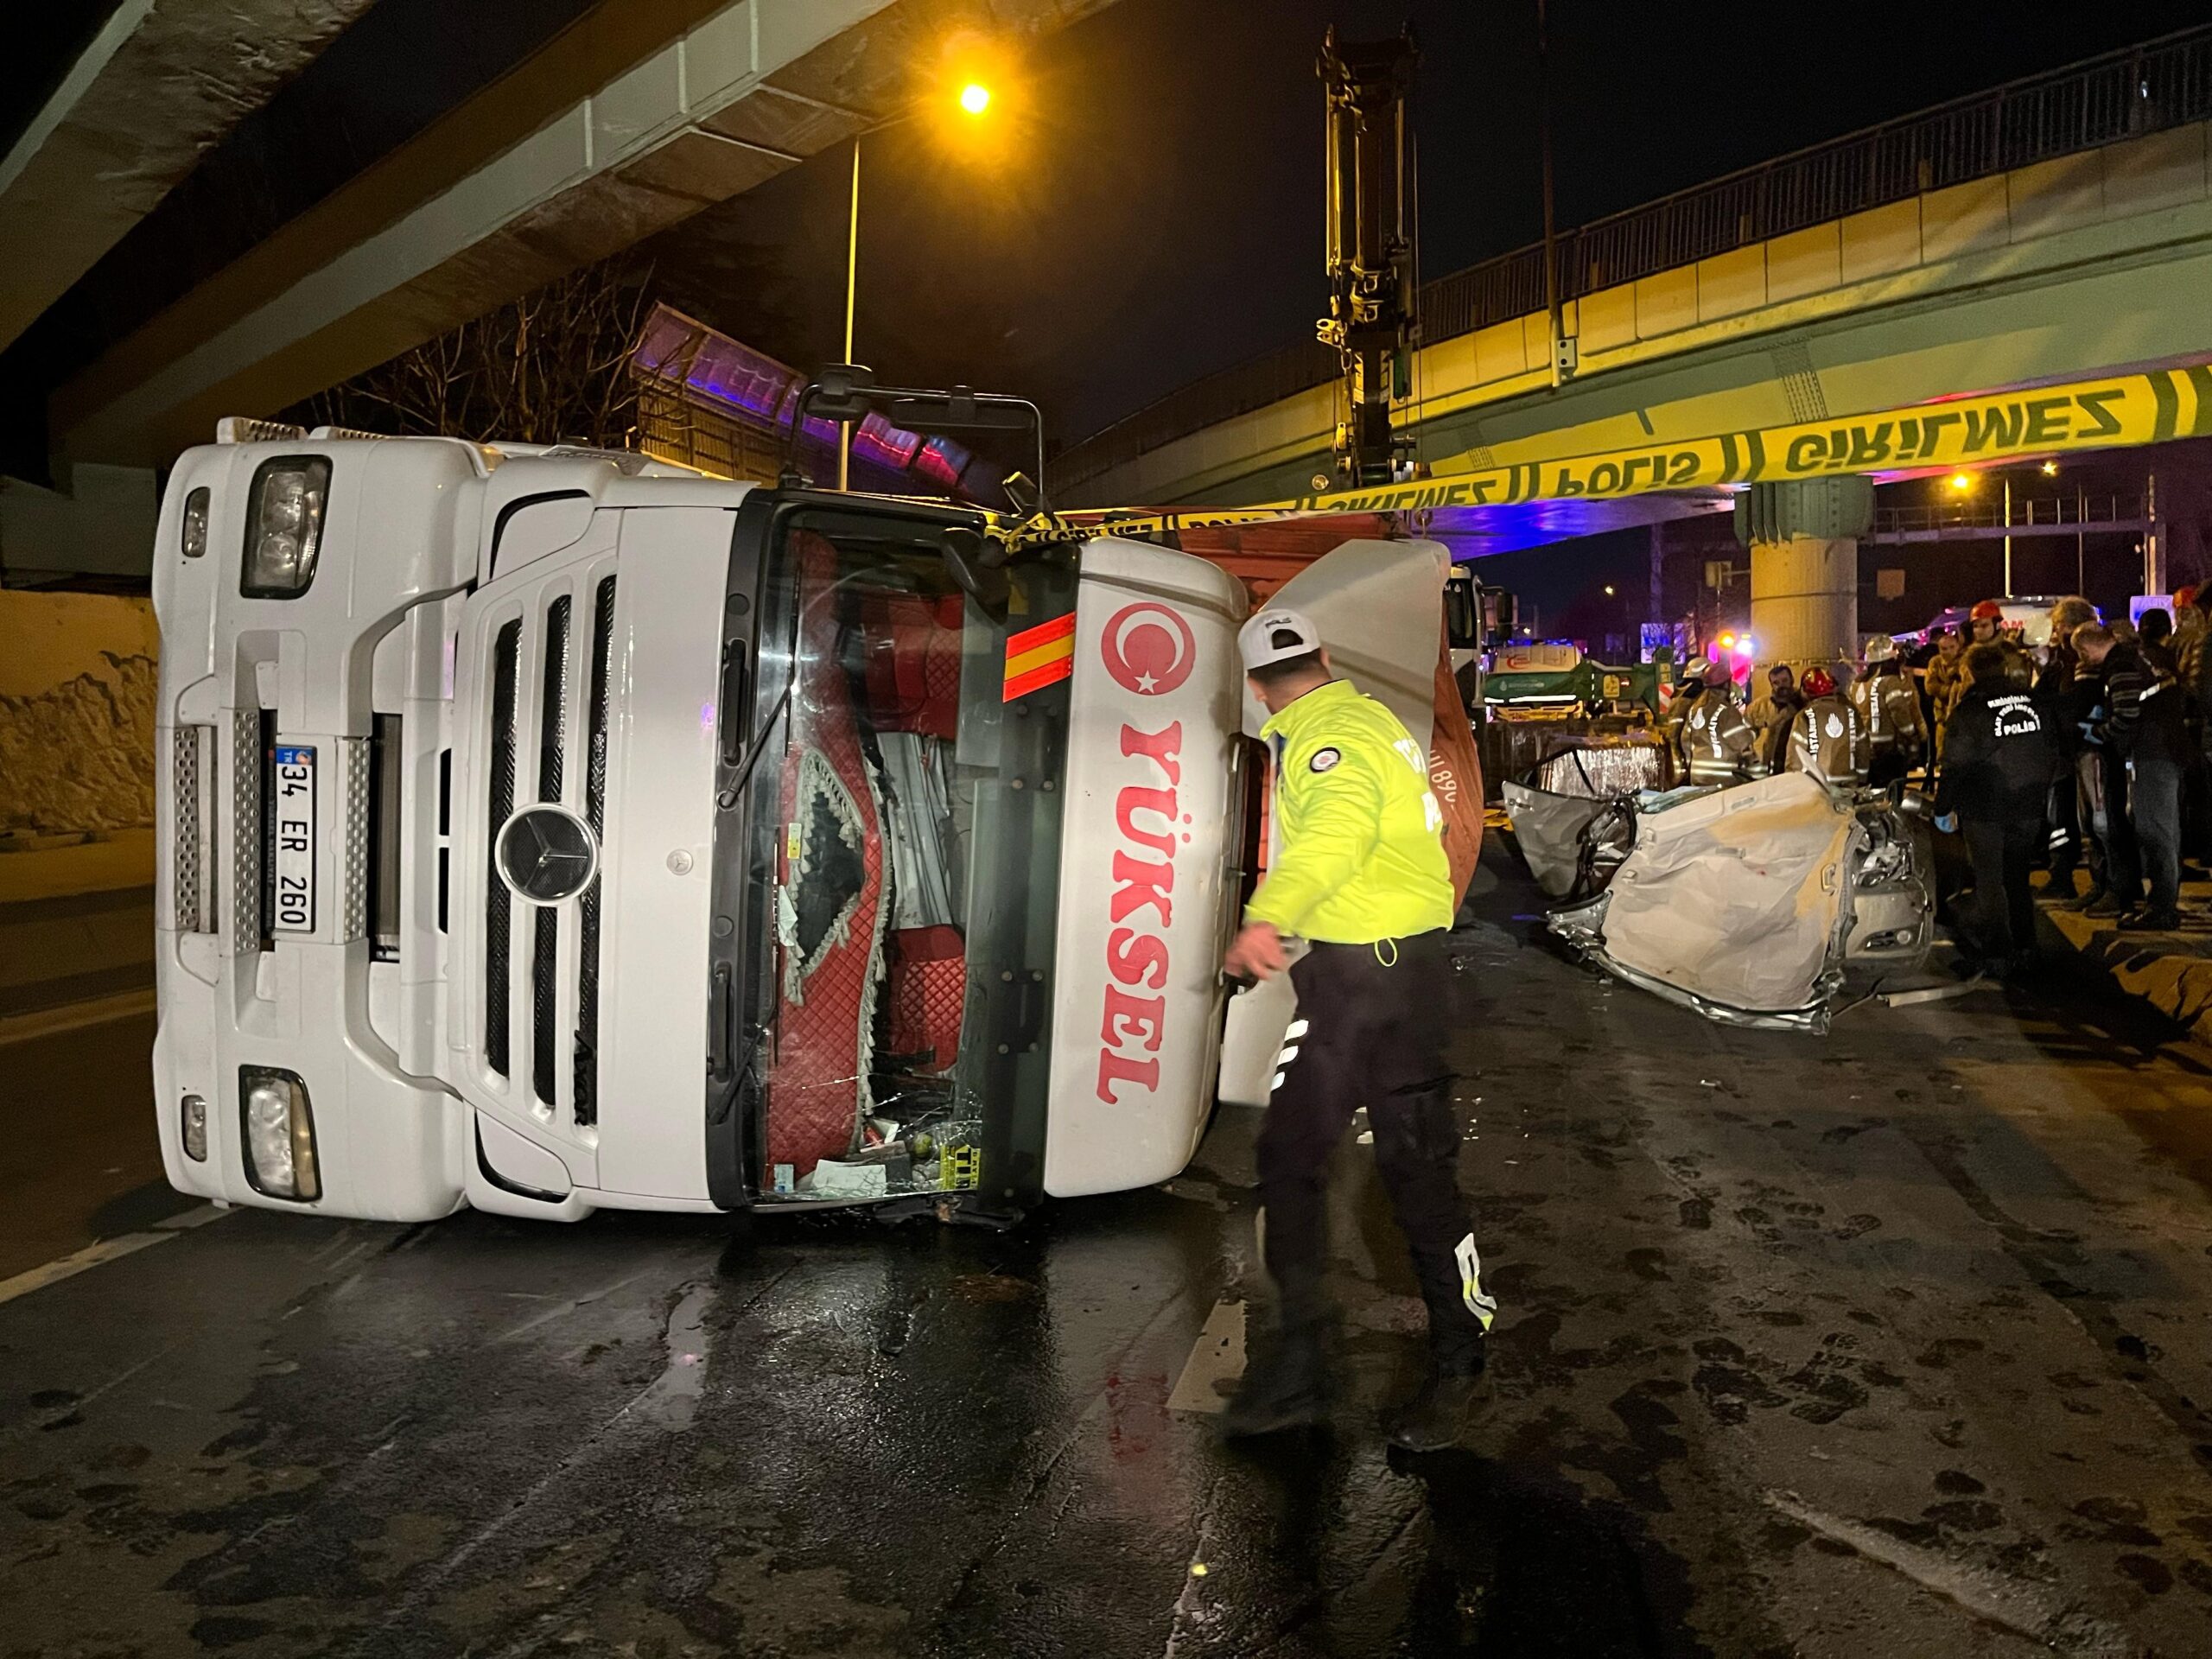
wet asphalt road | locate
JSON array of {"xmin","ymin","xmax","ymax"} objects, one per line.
[{"xmin": 6, "ymin": 849, "xmax": 2212, "ymax": 1657}]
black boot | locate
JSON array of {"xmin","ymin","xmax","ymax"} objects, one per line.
[
  {"xmin": 1383, "ymin": 1360, "xmax": 1491, "ymax": 1452},
  {"xmin": 1222, "ymin": 1315, "xmax": 1330, "ymax": 1439}
]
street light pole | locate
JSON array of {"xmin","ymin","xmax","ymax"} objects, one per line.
[
  {"xmin": 830, "ymin": 79, "xmax": 994, "ymax": 493},
  {"xmin": 2002, "ymin": 473, "xmax": 2012, "ymax": 597},
  {"xmin": 840, "ymin": 137, "xmax": 861, "ymax": 493},
  {"xmin": 1536, "ymin": 0, "xmax": 1563, "ymax": 389}
]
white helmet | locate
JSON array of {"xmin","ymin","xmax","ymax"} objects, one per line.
[{"xmin": 1863, "ymin": 634, "xmax": 1898, "ymax": 664}]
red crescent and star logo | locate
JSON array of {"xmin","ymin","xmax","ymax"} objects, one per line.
[{"xmin": 1100, "ymin": 601, "xmax": 1196, "ymax": 696}]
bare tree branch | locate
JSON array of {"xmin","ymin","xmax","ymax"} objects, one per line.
[{"xmin": 291, "ymin": 259, "xmax": 654, "ymax": 448}]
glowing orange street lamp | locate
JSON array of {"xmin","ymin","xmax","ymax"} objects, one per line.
[{"xmin": 838, "ymin": 74, "xmax": 1000, "ymax": 488}]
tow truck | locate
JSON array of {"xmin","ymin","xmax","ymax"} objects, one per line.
[{"xmin": 149, "ymin": 385, "xmax": 1476, "ymax": 1225}]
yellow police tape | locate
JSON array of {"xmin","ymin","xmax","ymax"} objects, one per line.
[{"xmin": 1032, "ymin": 361, "xmax": 2212, "ymax": 543}]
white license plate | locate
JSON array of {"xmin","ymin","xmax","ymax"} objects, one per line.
[{"xmin": 271, "ymin": 744, "xmax": 317, "ymax": 934}]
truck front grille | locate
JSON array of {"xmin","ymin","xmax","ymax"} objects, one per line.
[
  {"xmin": 485, "ymin": 620, "xmax": 521, "ymax": 1078},
  {"xmin": 574, "ymin": 575, "xmax": 616, "ymax": 1127},
  {"xmin": 531, "ymin": 596, "xmax": 571, "ymax": 1109},
  {"xmin": 480, "ymin": 575, "xmax": 617, "ymax": 1127}
]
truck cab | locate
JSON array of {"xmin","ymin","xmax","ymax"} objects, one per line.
[{"xmin": 152, "ymin": 430, "xmax": 1261, "ymax": 1224}]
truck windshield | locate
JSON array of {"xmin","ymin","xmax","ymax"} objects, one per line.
[{"xmin": 715, "ymin": 502, "xmax": 1077, "ymax": 1212}]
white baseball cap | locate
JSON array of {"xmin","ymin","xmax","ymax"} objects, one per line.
[{"xmin": 1238, "ymin": 606, "xmax": 1323, "ymax": 671}]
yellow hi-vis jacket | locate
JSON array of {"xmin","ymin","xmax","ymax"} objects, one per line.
[{"xmin": 1246, "ymin": 679, "xmax": 1455, "ymax": 944}]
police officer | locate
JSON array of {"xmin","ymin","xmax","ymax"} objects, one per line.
[
  {"xmin": 1221, "ymin": 607, "xmax": 1493, "ymax": 1452},
  {"xmin": 1936, "ymin": 642, "xmax": 2058, "ymax": 975}
]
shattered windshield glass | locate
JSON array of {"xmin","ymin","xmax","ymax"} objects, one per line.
[{"xmin": 733, "ymin": 510, "xmax": 1075, "ymax": 1208}]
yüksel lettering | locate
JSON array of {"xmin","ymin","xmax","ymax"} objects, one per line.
[{"xmin": 1098, "ymin": 721, "xmax": 1184, "ymax": 1105}]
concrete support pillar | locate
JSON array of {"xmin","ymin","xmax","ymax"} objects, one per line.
[{"xmin": 1735, "ymin": 477, "xmax": 1872, "ymax": 669}]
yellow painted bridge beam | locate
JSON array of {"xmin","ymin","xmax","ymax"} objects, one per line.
[{"xmin": 1065, "ymin": 362, "xmax": 2212, "ymax": 539}]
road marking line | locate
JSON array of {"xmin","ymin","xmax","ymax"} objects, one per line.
[
  {"xmin": 0, "ymin": 1232, "xmax": 172, "ymax": 1308},
  {"xmin": 0, "ymin": 987, "xmax": 156, "ymax": 1047},
  {"xmin": 0, "ymin": 1207, "xmax": 233, "ymax": 1309},
  {"xmin": 155, "ymin": 1203, "xmax": 232, "ymax": 1230},
  {"xmin": 1166, "ymin": 1300, "xmax": 1247, "ymax": 1414}
]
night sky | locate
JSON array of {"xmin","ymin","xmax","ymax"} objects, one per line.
[{"xmin": 648, "ymin": 0, "xmax": 2212, "ymax": 448}]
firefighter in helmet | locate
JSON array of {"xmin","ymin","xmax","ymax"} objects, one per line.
[
  {"xmin": 1788, "ymin": 666, "xmax": 1868, "ymax": 785},
  {"xmin": 1968, "ymin": 600, "xmax": 2034, "ymax": 689},
  {"xmin": 1662, "ymin": 655, "xmax": 1719, "ymax": 777},
  {"xmin": 1683, "ymin": 686, "xmax": 1767, "ymax": 785},
  {"xmin": 1852, "ymin": 634, "xmax": 1928, "ymax": 788}
]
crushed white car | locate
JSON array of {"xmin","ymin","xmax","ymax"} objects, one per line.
[{"xmin": 1505, "ymin": 760, "xmax": 1935, "ymax": 1032}]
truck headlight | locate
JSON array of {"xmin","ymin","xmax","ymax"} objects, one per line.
[
  {"xmin": 181, "ymin": 487, "xmax": 209, "ymax": 559},
  {"xmin": 239, "ymin": 458, "xmax": 330, "ymax": 598},
  {"xmin": 239, "ymin": 1067, "xmax": 320, "ymax": 1200},
  {"xmin": 181, "ymin": 1093, "xmax": 207, "ymax": 1162}
]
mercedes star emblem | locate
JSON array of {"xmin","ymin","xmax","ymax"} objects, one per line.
[{"xmin": 497, "ymin": 805, "xmax": 598, "ymax": 904}]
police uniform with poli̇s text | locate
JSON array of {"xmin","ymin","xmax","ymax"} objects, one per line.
[
  {"xmin": 1221, "ymin": 605, "xmax": 1494, "ymax": 1451},
  {"xmin": 1935, "ymin": 645, "xmax": 2058, "ymax": 973}
]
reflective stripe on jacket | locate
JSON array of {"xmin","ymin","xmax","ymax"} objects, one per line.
[
  {"xmin": 2095, "ymin": 639, "xmax": 2191, "ymax": 763},
  {"xmin": 1787, "ymin": 696, "xmax": 1866, "ymax": 784},
  {"xmin": 1247, "ymin": 679, "xmax": 1455, "ymax": 944},
  {"xmin": 1850, "ymin": 667, "xmax": 1925, "ymax": 755}
]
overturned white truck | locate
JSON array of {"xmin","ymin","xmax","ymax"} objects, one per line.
[{"xmin": 149, "ymin": 420, "xmax": 1456, "ymax": 1225}]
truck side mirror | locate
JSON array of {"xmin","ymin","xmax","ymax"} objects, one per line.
[
  {"xmin": 938, "ymin": 527, "xmax": 1009, "ymax": 612},
  {"xmin": 803, "ymin": 363, "xmax": 878, "ymax": 423},
  {"xmin": 1000, "ymin": 471, "xmax": 1045, "ymax": 519}
]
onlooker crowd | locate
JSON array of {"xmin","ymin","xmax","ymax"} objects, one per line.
[
  {"xmin": 1933, "ymin": 589, "xmax": 2204, "ymax": 970},
  {"xmin": 1664, "ymin": 582, "xmax": 2212, "ymax": 979}
]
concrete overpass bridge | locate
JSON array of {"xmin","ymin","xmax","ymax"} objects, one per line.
[
  {"xmin": 0, "ymin": 0, "xmax": 1106, "ymax": 582},
  {"xmin": 1053, "ymin": 25, "xmax": 2212, "ymax": 664}
]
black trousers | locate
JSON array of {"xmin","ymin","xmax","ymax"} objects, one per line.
[
  {"xmin": 2116, "ymin": 754, "xmax": 2184, "ymax": 912},
  {"xmin": 1961, "ymin": 816, "xmax": 2039, "ymax": 965},
  {"xmin": 1255, "ymin": 932, "xmax": 1490, "ymax": 1372},
  {"xmin": 2075, "ymin": 751, "xmax": 2112, "ymax": 894},
  {"xmin": 2046, "ymin": 766, "xmax": 2082, "ymax": 876}
]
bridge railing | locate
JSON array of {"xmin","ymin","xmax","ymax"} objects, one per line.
[
  {"xmin": 1053, "ymin": 23, "xmax": 2212, "ymax": 494},
  {"xmin": 1871, "ymin": 494, "xmax": 2149, "ymax": 535}
]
